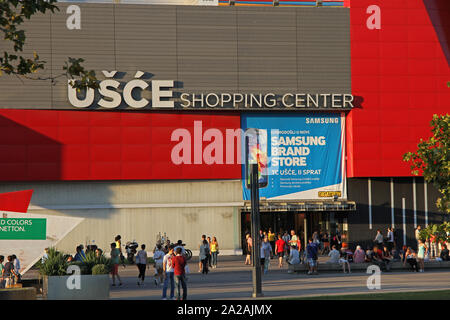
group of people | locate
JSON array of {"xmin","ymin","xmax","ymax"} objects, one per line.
[
  {"xmin": 243, "ymin": 225, "xmax": 450, "ymax": 275},
  {"xmin": 0, "ymin": 254, "xmax": 21, "ymax": 288},
  {"xmin": 244, "ymin": 229, "xmax": 306, "ymax": 274},
  {"xmin": 197, "ymin": 235, "xmax": 220, "ymax": 275},
  {"xmin": 108, "ymin": 234, "xmax": 219, "ymax": 300}
]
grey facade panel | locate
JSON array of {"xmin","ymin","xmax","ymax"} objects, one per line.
[
  {"xmin": 177, "ymin": 6, "xmax": 236, "ymax": 26},
  {"xmin": 0, "ymin": 4, "xmax": 350, "ymax": 109}
]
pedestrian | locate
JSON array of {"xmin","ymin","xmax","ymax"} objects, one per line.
[
  {"xmin": 3, "ymin": 256, "xmax": 17, "ymax": 288},
  {"xmin": 417, "ymin": 240, "xmax": 427, "ymax": 272},
  {"xmin": 136, "ymin": 244, "xmax": 147, "ymax": 286},
  {"xmin": 115, "ymin": 235, "xmax": 125, "ymax": 267},
  {"xmin": 353, "ymin": 245, "xmax": 366, "ymax": 263},
  {"xmin": 162, "ymin": 245, "xmax": 175, "ymax": 300},
  {"xmin": 210, "ymin": 236, "xmax": 219, "ymax": 269},
  {"xmin": 415, "ymin": 226, "xmax": 421, "ymax": 249},
  {"xmin": 289, "ymin": 230, "xmax": 301, "ymax": 252},
  {"xmin": 259, "ymin": 229, "xmax": 264, "ymax": 241},
  {"xmin": 11, "ymin": 254, "xmax": 21, "ymax": 283},
  {"xmin": 386, "ymin": 227, "xmax": 394, "ymax": 252},
  {"xmin": 207, "ymin": 237, "xmax": 212, "ymax": 268},
  {"xmin": 174, "ymin": 240, "xmax": 186, "ymax": 256},
  {"xmin": 382, "ymin": 246, "xmax": 393, "ymax": 272},
  {"xmin": 440, "ymin": 244, "xmax": 449, "ymax": 261},
  {"xmin": 261, "ymin": 237, "xmax": 271, "ymax": 274},
  {"xmin": 198, "ymin": 235, "xmax": 206, "ymax": 273},
  {"xmin": 321, "ymin": 233, "xmax": 330, "ymax": 255},
  {"xmin": 199, "ymin": 239, "xmax": 210, "ymax": 275},
  {"xmin": 403, "ymin": 247, "xmax": 418, "ymax": 272},
  {"xmin": 153, "ymin": 244, "xmax": 165, "ymax": 286},
  {"xmin": 41, "ymin": 248, "xmax": 49, "ymax": 264},
  {"xmin": 306, "ymin": 238, "xmax": 319, "ymax": 275},
  {"xmin": 245, "ymin": 234, "xmax": 252, "ymax": 265},
  {"xmin": 95, "ymin": 248, "xmax": 103, "ymax": 258},
  {"xmin": 339, "ymin": 247, "xmax": 351, "ymax": 273},
  {"xmin": 282, "ymin": 231, "xmax": 291, "ymax": 257},
  {"xmin": 110, "ymin": 242, "xmax": 122, "ymax": 286},
  {"xmin": 374, "ymin": 230, "xmax": 384, "ymax": 247},
  {"xmin": 172, "ymin": 247, "xmax": 187, "ymax": 301},
  {"xmin": 74, "ymin": 246, "xmax": 85, "ymax": 262},
  {"xmin": 326, "ymin": 245, "xmax": 340, "ymax": 264},
  {"xmin": 0, "ymin": 255, "xmax": 4, "ymax": 288},
  {"xmin": 275, "ymin": 234, "xmax": 286, "ymax": 268},
  {"xmin": 268, "ymin": 228, "xmax": 276, "ymax": 257},
  {"xmin": 430, "ymin": 233, "xmax": 438, "ymax": 258},
  {"xmin": 288, "ymin": 244, "xmax": 300, "ymax": 265}
]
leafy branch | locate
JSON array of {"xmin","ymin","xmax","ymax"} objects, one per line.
[
  {"xmin": 0, "ymin": 0, "xmax": 98, "ymax": 89},
  {"xmin": 403, "ymin": 114, "xmax": 450, "ymax": 214}
]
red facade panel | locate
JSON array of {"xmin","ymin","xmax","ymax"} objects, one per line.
[
  {"xmin": 348, "ymin": 0, "xmax": 450, "ymax": 177},
  {"xmin": 0, "ymin": 110, "xmax": 242, "ymax": 181}
]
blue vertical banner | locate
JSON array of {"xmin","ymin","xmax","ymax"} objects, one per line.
[{"xmin": 241, "ymin": 113, "xmax": 346, "ymax": 200}]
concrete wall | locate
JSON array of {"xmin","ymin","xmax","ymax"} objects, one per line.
[{"xmin": 0, "ymin": 180, "xmax": 243, "ymax": 254}]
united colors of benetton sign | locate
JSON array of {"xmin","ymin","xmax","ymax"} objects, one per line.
[{"xmin": 0, "ymin": 218, "xmax": 46, "ymax": 240}]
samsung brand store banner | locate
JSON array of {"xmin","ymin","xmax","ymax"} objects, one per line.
[{"xmin": 242, "ymin": 113, "xmax": 346, "ymax": 201}]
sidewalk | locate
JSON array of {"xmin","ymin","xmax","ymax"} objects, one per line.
[{"xmin": 24, "ymin": 255, "xmax": 450, "ymax": 300}]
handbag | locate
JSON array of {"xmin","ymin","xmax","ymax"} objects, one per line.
[{"xmin": 216, "ymin": 250, "xmax": 219, "ymax": 255}]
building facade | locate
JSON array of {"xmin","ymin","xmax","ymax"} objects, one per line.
[{"xmin": 0, "ymin": 0, "xmax": 448, "ymax": 254}]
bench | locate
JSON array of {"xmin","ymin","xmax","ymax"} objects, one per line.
[{"xmin": 288, "ymin": 260, "xmax": 450, "ymax": 273}]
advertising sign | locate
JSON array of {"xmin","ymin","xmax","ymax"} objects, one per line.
[
  {"xmin": 0, "ymin": 211, "xmax": 84, "ymax": 275},
  {"xmin": 242, "ymin": 113, "xmax": 346, "ymax": 200},
  {"xmin": 0, "ymin": 218, "xmax": 46, "ymax": 240}
]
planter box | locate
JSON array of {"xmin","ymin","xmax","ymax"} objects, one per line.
[{"xmin": 43, "ymin": 274, "xmax": 110, "ymax": 300}]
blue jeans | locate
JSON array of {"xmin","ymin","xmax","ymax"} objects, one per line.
[
  {"xmin": 162, "ymin": 272, "xmax": 175, "ymax": 299},
  {"xmin": 174, "ymin": 274, "xmax": 187, "ymax": 300},
  {"xmin": 211, "ymin": 252, "xmax": 218, "ymax": 266}
]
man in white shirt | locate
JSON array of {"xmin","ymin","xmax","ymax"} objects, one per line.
[
  {"xmin": 153, "ymin": 245, "xmax": 165, "ymax": 286},
  {"xmin": 326, "ymin": 245, "xmax": 340, "ymax": 264},
  {"xmin": 162, "ymin": 245, "xmax": 175, "ymax": 300}
]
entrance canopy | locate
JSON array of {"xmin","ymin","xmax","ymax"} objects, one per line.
[{"xmin": 241, "ymin": 199, "xmax": 356, "ymax": 212}]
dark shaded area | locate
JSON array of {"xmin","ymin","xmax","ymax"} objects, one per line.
[
  {"xmin": 0, "ymin": 115, "xmax": 61, "ymax": 181},
  {"xmin": 347, "ymin": 177, "xmax": 446, "ymax": 251},
  {"xmin": 423, "ymin": 0, "xmax": 450, "ymax": 66}
]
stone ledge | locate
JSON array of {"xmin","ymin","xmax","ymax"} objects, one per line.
[
  {"xmin": 288, "ymin": 261, "xmax": 450, "ymax": 273},
  {"xmin": 0, "ymin": 287, "xmax": 36, "ymax": 300}
]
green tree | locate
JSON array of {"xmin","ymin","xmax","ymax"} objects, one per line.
[
  {"xmin": 0, "ymin": 0, "xmax": 98, "ymax": 90},
  {"xmin": 418, "ymin": 223, "xmax": 450, "ymax": 243},
  {"xmin": 403, "ymin": 114, "xmax": 450, "ymax": 214}
]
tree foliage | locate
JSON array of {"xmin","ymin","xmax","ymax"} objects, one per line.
[
  {"xmin": 403, "ymin": 114, "xmax": 450, "ymax": 214},
  {"xmin": 0, "ymin": 0, "xmax": 98, "ymax": 89},
  {"xmin": 418, "ymin": 222, "xmax": 450, "ymax": 243}
]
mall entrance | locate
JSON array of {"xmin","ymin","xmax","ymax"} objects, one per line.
[{"xmin": 241, "ymin": 209, "xmax": 353, "ymax": 252}]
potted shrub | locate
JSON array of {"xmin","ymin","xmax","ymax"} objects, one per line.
[{"xmin": 40, "ymin": 248, "xmax": 111, "ymax": 300}]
